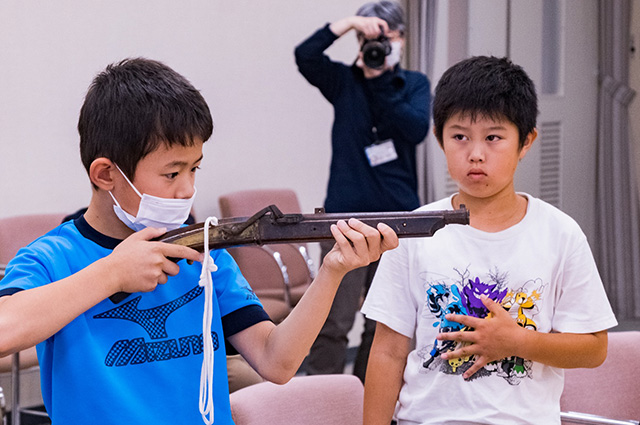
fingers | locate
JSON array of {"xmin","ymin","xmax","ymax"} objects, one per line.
[
  {"xmin": 161, "ymin": 255, "xmax": 181, "ymax": 277},
  {"xmin": 355, "ymin": 16, "xmax": 389, "ymax": 39},
  {"xmin": 128, "ymin": 226, "xmax": 167, "ymax": 241},
  {"xmin": 438, "ymin": 340, "xmax": 486, "ymax": 380},
  {"xmin": 113, "ymin": 227, "xmax": 205, "ymax": 293},
  {"xmin": 330, "ymin": 219, "xmax": 399, "ymax": 264},
  {"xmin": 331, "ymin": 220, "xmax": 366, "ymax": 261},
  {"xmin": 346, "ymin": 218, "xmax": 381, "ymax": 257},
  {"xmin": 158, "ymin": 243, "xmax": 204, "ymax": 264},
  {"xmin": 376, "ymin": 18, "xmax": 390, "ymax": 35},
  {"xmin": 481, "ymin": 295, "xmax": 505, "ymax": 316},
  {"xmin": 438, "ymin": 314, "xmax": 480, "ymax": 331},
  {"xmin": 462, "ymin": 358, "xmax": 488, "ymax": 380},
  {"xmin": 377, "ymin": 222, "xmax": 399, "ymax": 251}
]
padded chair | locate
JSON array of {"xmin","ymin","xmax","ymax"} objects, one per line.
[
  {"xmin": 218, "ymin": 189, "xmax": 315, "ymax": 322},
  {"xmin": 560, "ymin": 331, "xmax": 640, "ymax": 425},
  {"xmin": 0, "ymin": 213, "xmax": 65, "ymax": 425},
  {"xmin": 230, "ymin": 374, "xmax": 364, "ymax": 425}
]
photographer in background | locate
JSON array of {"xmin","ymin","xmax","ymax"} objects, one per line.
[{"xmin": 294, "ymin": 1, "xmax": 431, "ymax": 382}]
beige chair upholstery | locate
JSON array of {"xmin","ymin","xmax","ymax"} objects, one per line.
[
  {"xmin": 0, "ymin": 213, "xmax": 66, "ymax": 265},
  {"xmin": 230, "ymin": 374, "xmax": 364, "ymax": 425},
  {"xmin": 560, "ymin": 331, "xmax": 640, "ymax": 424},
  {"xmin": 0, "ymin": 213, "xmax": 65, "ymax": 425},
  {"xmin": 218, "ymin": 189, "xmax": 314, "ymax": 322}
]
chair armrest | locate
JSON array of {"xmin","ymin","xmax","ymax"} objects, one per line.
[{"xmin": 561, "ymin": 411, "xmax": 639, "ymax": 425}]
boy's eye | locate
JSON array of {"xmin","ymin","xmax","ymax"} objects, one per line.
[
  {"xmin": 453, "ymin": 134, "xmax": 467, "ymax": 141},
  {"xmin": 166, "ymin": 172, "xmax": 179, "ymax": 179},
  {"xmin": 486, "ymin": 135, "xmax": 502, "ymax": 142},
  {"xmin": 191, "ymin": 165, "xmax": 201, "ymax": 173}
]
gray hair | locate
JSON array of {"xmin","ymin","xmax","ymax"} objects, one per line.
[{"xmin": 356, "ymin": 1, "xmax": 405, "ymax": 35}]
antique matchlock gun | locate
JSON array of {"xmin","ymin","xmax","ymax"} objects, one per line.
[
  {"xmin": 156, "ymin": 204, "xmax": 470, "ymax": 252},
  {"xmin": 109, "ymin": 205, "xmax": 469, "ymax": 303}
]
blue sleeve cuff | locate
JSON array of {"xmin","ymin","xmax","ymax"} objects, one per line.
[
  {"xmin": 222, "ymin": 304, "xmax": 271, "ymax": 355},
  {"xmin": 0, "ymin": 287, "xmax": 23, "ymax": 297}
]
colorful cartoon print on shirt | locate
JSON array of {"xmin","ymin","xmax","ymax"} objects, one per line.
[
  {"xmin": 462, "ymin": 275, "xmax": 508, "ymax": 318},
  {"xmin": 502, "ymin": 281, "xmax": 545, "ymax": 330},
  {"xmin": 419, "ymin": 268, "xmax": 544, "ymax": 385},
  {"xmin": 421, "ymin": 283, "xmax": 467, "ymax": 368}
]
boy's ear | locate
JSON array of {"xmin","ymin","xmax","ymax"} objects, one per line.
[
  {"xmin": 89, "ymin": 158, "xmax": 117, "ymax": 191},
  {"xmin": 518, "ymin": 128, "xmax": 538, "ymax": 160}
]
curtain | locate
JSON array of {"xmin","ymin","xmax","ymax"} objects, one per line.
[
  {"xmin": 405, "ymin": 0, "xmax": 438, "ymax": 204},
  {"xmin": 596, "ymin": 0, "xmax": 640, "ymax": 319}
]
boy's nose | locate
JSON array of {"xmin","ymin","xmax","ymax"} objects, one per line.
[
  {"xmin": 468, "ymin": 143, "xmax": 485, "ymax": 163},
  {"xmin": 176, "ymin": 179, "xmax": 196, "ymax": 199}
]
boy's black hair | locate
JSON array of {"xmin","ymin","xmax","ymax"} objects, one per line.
[
  {"xmin": 433, "ymin": 56, "xmax": 538, "ymax": 149},
  {"xmin": 78, "ymin": 57, "xmax": 214, "ymax": 181}
]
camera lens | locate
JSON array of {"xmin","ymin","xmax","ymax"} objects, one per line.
[
  {"xmin": 361, "ymin": 36, "xmax": 392, "ymax": 70},
  {"xmin": 362, "ymin": 42, "xmax": 387, "ymax": 69}
]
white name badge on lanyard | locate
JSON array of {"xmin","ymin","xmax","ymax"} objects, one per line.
[{"xmin": 365, "ymin": 139, "xmax": 398, "ymax": 167}]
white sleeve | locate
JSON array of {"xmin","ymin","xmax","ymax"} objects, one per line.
[
  {"xmin": 361, "ymin": 239, "xmax": 419, "ymax": 338},
  {"xmin": 552, "ymin": 232, "xmax": 618, "ymax": 333}
]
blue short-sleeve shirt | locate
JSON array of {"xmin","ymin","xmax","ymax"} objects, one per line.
[{"xmin": 0, "ymin": 216, "xmax": 268, "ymax": 424}]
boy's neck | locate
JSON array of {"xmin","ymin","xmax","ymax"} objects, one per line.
[
  {"xmin": 84, "ymin": 192, "xmax": 135, "ymax": 240},
  {"xmin": 453, "ymin": 190, "xmax": 528, "ymax": 233}
]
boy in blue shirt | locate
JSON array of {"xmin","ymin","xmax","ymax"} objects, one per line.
[
  {"xmin": 0, "ymin": 57, "xmax": 398, "ymax": 424},
  {"xmin": 362, "ymin": 56, "xmax": 617, "ymax": 424}
]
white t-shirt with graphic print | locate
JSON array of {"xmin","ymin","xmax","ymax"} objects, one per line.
[{"xmin": 362, "ymin": 194, "xmax": 618, "ymax": 425}]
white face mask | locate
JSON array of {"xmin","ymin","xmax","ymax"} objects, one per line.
[
  {"xmin": 109, "ymin": 165, "xmax": 196, "ymax": 232},
  {"xmin": 386, "ymin": 41, "xmax": 403, "ymax": 68}
]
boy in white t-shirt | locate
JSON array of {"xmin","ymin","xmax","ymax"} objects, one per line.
[{"xmin": 361, "ymin": 56, "xmax": 618, "ymax": 425}]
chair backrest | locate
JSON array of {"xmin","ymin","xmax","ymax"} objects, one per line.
[
  {"xmin": 560, "ymin": 331, "xmax": 640, "ymax": 423},
  {"xmin": 226, "ymin": 245, "xmax": 291, "ymax": 323},
  {"xmin": 0, "ymin": 213, "xmax": 67, "ymax": 265},
  {"xmin": 218, "ymin": 189, "xmax": 313, "ymax": 306},
  {"xmin": 230, "ymin": 374, "xmax": 364, "ymax": 425},
  {"xmin": 219, "ymin": 188, "xmax": 302, "ymax": 217},
  {"xmin": 0, "ymin": 212, "xmax": 66, "ymax": 417}
]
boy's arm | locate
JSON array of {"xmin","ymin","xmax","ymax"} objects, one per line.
[
  {"xmin": 438, "ymin": 295, "xmax": 609, "ymax": 379},
  {"xmin": 227, "ymin": 219, "xmax": 398, "ymax": 384},
  {"xmin": 0, "ymin": 227, "xmax": 202, "ymax": 356},
  {"xmin": 364, "ymin": 323, "xmax": 410, "ymax": 425}
]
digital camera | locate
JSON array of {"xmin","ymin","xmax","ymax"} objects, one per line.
[{"xmin": 361, "ymin": 33, "xmax": 392, "ymax": 69}]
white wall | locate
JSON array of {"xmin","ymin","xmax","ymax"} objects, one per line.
[{"xmin": 0, "ymin": 1, "xmax": 366, "ymax": 220}]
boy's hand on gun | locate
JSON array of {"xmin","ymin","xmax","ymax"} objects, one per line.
[
  {"xmin": 106, "ymin": 227, "xmax": 204, "ymax": 294},
  {"xmin": 323, "ymin": 218, "xmax": 398, "ymax": 278},
  {"xmin": 437, "ymin": 295, "xmax": 523, "ymax": 379}
]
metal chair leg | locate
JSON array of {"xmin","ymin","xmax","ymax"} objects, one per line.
[
  {"xmin": 8, "ymin": 352, "xmax": 48, "ymax": 424},
  {"xmin": 0, "ymin": 385, "xmax": 6, "ymax": 425},
  {"xmin": 11, "ymin": 352, "xmax": 19, "ymax": 425}
]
